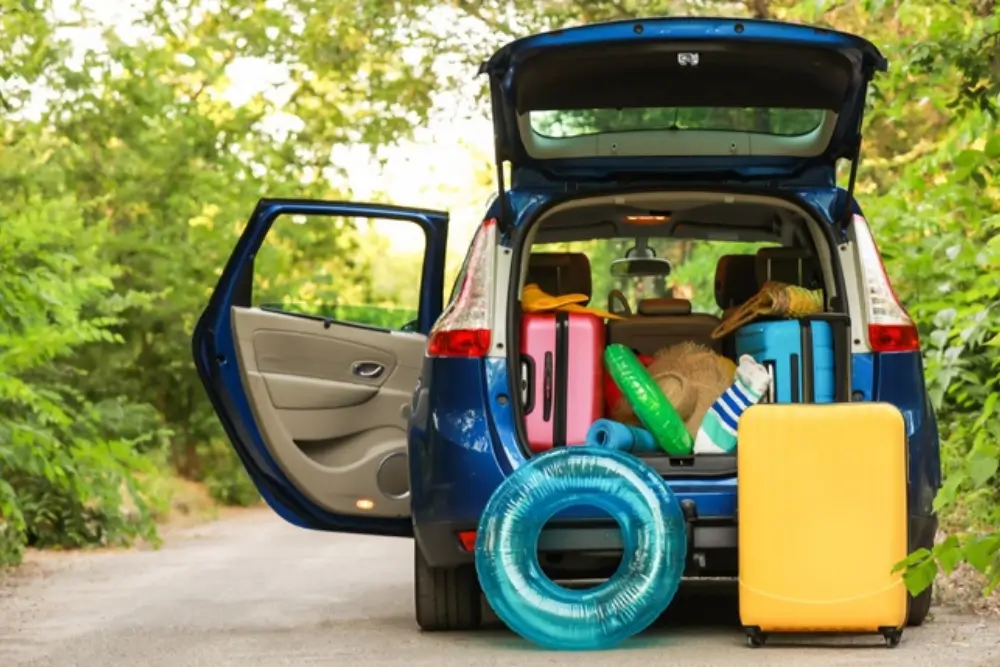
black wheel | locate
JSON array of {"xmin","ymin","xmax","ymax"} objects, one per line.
[
  {"xmin": 414, "ymin": 543, "xmax": 482, "ymax": 631},
  {"xmin": 879, "ymin": 626, "xmax": 902, "ymax": 648},
  {"xmin": 744, "ymin": 626, "xmax": 766, "ymax": 648},
  {"xmin": 907, "ymin": 515, "xmax": 937, "ymax": 627},
  {"xmin": 907, "ymin": 582, "xmax": 933, "ymax": 627}
]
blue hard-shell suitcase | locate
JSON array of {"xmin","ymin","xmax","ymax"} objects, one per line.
[{"xmin": 734, "ymin": 319, "xmax": 835, "ymax": 404}]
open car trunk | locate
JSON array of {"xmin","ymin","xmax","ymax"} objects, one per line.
[{"xmin": 508, "ymin": 190, "xmax": 853, "ymax": 476}]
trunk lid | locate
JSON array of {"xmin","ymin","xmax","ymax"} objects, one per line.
[{"xmin": 480, "ymin": 17, "xmax": 886, "ymax": 209}]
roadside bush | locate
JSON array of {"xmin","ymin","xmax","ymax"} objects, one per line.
[
  {"xmin": 0, "ymin": 133, "xmax": 165, "ymax": 566},
  {"xmin": 198, "ymin": 440, "xmax": 262, "ymax": 508}
]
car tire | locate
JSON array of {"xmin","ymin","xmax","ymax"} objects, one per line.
[
  {"xmin": 906, "ymin": 515, "xmax": 937, "ymax": 627},
  {"xmin": 907, "ymin": 583, "xmax": 933, "ymax": 627},
  {"xmin": 414, "ymin": 542, "xmax": 481, "ymax": 631}
]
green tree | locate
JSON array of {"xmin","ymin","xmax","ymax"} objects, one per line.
[
  {"xmin": 28, "ymin": 0, "xmax": 415, "ymax": 496},
  {"xmin": 0, "ymin": 4, "xmax": 166, "ymax": 562},
  {"xmin": 1, "ymin": 0, "xmax": 448, "ymax": 558}
]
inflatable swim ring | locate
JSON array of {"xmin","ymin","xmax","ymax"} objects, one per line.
[
  {"xmin": 475, "ymin": 447, "xmax": 687, "ymax": 650},
  {"xmin": 603, "ymin": 343, "xmax": 694, "ymax": 455},
  {"xmin": 602, "ymin": 352, "xmax": 654, "ymax": 416}
]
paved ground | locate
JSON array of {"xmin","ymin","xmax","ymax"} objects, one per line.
[{"xmin": 2, "ymin": 511, "xmax": 1000, "ymax": 667}]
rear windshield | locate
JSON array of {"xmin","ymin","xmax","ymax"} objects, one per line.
[
  {"xmin": 529, "ymin": 107, "xmax": 826, "ymax": 139},
  {"xmin": 532, "ymin": 238, "xmax": 781, "ymax": 315}
]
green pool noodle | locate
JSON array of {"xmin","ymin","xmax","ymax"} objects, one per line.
[{"xmin": 603, "ymin": 344, "xmax": 694, "ymax": 456}]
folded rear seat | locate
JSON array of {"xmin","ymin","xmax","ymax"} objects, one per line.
[{"xmin": 607, "ymin": 297, "xmax": 721, "ymax": 356}]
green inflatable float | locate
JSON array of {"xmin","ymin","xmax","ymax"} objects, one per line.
[{"xmin": 603, "ymin": 344, "xmax": 694, "ymax": 456}]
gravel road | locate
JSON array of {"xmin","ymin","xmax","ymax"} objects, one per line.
[{"xmin": 2, "ymin": 510, "xmax": 999, "ymax": 666}]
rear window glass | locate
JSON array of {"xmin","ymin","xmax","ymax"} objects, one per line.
[
  {"xmin": 529, "ymin": 107, "xmax": 826, "ymax": 139},
  {"xmin": 531, "ymin": 238, "xmax": 780, "ymax": 315}
]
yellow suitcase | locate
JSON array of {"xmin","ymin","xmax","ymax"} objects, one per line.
[{"xmin": 737, "ymin": 403, "xmax": 908, "ymax": 648}]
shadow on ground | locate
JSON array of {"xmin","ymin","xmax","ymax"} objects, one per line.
[
  {"xmin": 479, "ymin": 579, "xmax": 741, "ymax": 630},
  {"xmin": 471, "ymin": 579, "xmax": 932, "ymax": 653},
  {"xmin": 466, "ymin": 579, "xmax": 743, "ymax": 652}
]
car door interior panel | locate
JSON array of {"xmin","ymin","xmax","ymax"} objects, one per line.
[
  {"xmin": 231, "ymin": 306, "xmax": 423, "ymax": 518},
  {"xmin": 261, "ymin": 373, "xmax": 378, "ymax": 412}
]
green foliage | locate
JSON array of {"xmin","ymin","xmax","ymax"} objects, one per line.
[
  {"xmin": 0, "ymin": 0, "xmax": 429, "ymax": 562},
  {"xmin": 532, "ymin": 107, "xmax": 826, "ymax": 139},
  {"xmin": 835, "ymin": 0, "xmax": 1000, "ymax": 593},
  {"xmin": 196, "ymin": 440, "xmax": 261, "ymax": 507},
  {"xmin": 0, "ymin": 121, "xmax": 168, "ymax": 564},
  {"xmin": 254, "ymin": 218, "xmax": 424, "ymax": 330}
]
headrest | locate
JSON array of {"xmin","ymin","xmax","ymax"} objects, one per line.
[
  {"xmin": 526, "ymin": 252, "xmax": 592, "ymax": 304},
  {"xmin": 714, "ymin": 255, "xmax": 758, "ymax": 310},
  {"xmin": 755, "ymin": 247, "xmax": 821, "ymax": 289},
  {"xmin": 637, "ymin": 298, "xmax": 693, "ymax": 316}
]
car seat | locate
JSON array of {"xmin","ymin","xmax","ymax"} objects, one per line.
[
  {"xmin": 525, "ymin": 252, "xmax": 592, "ymax": 304},
  {"xmin": 714, "ymin": 254, "xmax": 759, "ymax": 321},
  {"xmin": 713, "ymin": 254, "xmax": 758, "ymax": 357},
  {"xmin": 607, "ymin": 296, "xmax": 721, "ymax": 356},
  {"xmin": 754, "ymin": 247, "xmax": 822, "ymax": 290}
]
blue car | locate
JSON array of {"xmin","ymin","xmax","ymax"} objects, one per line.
[{"xmin": 193, "ymin": 17, "xmax": 941, "ymax": 633}]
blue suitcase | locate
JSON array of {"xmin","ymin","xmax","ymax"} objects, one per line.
[{"xmin": 734, "ymin": 319, "xmax": 835, "ymax": 404}]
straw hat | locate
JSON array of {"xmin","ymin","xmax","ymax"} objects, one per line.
[{"xmin": 611, "ymin": 342, "xmax": 736, "ymax": 439}]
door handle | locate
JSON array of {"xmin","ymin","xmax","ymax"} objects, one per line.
[{"xmin": 352, "ymin": 361, "xmax": 385, "ymax": 379}]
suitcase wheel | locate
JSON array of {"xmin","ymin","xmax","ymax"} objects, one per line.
[
  {"xmin": 879, "ymin": 627, "xmax": 902, "ymax": 648},
  {"xmin": 743, "ymin": 627, "xmax": 767, "ymax": 648}
]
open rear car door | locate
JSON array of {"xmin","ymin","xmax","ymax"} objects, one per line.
[{"xmin": 193, "ymin": 199, "xmax": 448, "ymax": 536}]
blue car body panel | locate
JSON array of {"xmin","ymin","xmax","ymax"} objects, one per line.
[{"xmin": 874, "ymin": 351, "xmax": 942, "ymax": 517}]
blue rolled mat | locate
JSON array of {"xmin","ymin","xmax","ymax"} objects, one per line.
[{"xmin": 585, "ymin": 419, "xmax": 659, "ymax": 454}]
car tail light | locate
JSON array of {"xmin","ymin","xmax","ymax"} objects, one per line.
[
  {"xmin": 852, "ymin": 215, "xmax": 920, "ymax": 352},
  {"xmin": 426, "ymin": 218, "xmax": 496, "ymax": 358},
  {"xmin": 457, "ymin": 530, "xmax": 477, "ymax": 551}
]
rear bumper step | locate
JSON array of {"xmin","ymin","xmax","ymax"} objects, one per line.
[
  {"xmin": 538, "ymin": 523, "xmax": 737, "ymax": 551},
  {"xmin": 415, "ymin": 517, "xmax": 737, "ymax": 570},
  {"xmin": 642, "ymin": 454, "xmax": 736, "ymax": 477}
]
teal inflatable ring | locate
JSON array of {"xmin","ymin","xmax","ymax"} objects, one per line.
[{"xmin": 603, "ymin": 344, "xmax": 694, "ymax": 456}]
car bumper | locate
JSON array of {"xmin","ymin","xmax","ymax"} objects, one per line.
[
  {"xmin": 416, "ymin": 513, "xmax": 938, "ymax": 577},
  {"xmin": 414, "ymin": 476, "xmax": 740, "ymax": 571},
  {"xmin": 415, "ymin": 516, "xmax": 738, "ymax": 570}
]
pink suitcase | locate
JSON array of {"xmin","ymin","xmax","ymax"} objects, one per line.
[{"xmin": 520, "ymin": 311, "xmax": 605, "ymax": 452}]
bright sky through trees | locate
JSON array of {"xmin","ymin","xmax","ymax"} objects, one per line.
[{"xmin": 50, "ymin": 0, "xmax": 495, "ymax": 252}]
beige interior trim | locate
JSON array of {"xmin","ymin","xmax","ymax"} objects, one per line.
[
  {"xmin": 263, "ymin": 374, "xmax": 377, "ymax": 411},
  {"xmin": 232, "ymin": 307, "xmax": 425, "ymax": 518},
  {"xmin": 518, "ymin": 112, "xmax": 839, "ymax": 160}
]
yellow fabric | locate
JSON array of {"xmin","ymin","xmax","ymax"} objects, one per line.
[
  {"xmin": 521, "ymin": 283, "xmax": 623, "ymax": 320},
  {"xmin": 711, "ymin": 281, "xmax": 824, "ymax": 339}
]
